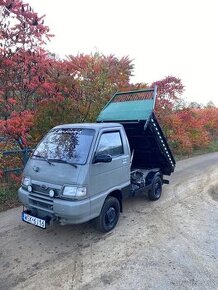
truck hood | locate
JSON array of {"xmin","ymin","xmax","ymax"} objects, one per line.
[{"xmin": 24, "ymin": 158, "xmax": 82, "ymax": 185}]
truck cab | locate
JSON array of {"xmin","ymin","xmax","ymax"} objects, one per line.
[{"xmin": 18, "ymin": 87, "xmax": 176, "ymax": 232}]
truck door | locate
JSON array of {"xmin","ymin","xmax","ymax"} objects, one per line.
[{"xmin": 89, "ymin": 130, "xmax": 130, "ymax": 213}]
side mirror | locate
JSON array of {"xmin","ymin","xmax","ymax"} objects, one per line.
[{"xmin": 93, "ymin": 153, "xmax": 112, "ymax": 164}]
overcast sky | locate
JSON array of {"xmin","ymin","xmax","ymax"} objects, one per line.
[{"xmin": 27, "ymin": 0, "xmax": 218, "ymax": 106}]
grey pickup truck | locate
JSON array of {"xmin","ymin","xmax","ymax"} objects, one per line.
[{"xmin": 18, "ymin": 86, "xmax": 176, "ymax": 232}]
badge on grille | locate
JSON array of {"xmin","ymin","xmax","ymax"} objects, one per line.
[
  {"xmin": 33, "ymin": 166, "xmax": 39, "ymax": 172},
  {"xmin": 41, "ymin": 185, "xmax": 48, "ymax": 190}
]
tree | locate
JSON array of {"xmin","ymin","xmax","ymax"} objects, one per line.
[
  {"xmin": 201, "ymin": 107, "xmax": 218, "ymax": 137},
  {"xmin": 65, "ymin": 53, "xmax": 134, "ymax": 121},
  {"xmin": 32, "ymin": 53, "xmax": 134, "ymax": 140},
  {"xmin": 206, "ymin": 101, "xmax": 216, "ymax": 108},
  {"xmin": 0, "ymin": 0, "xmax": 52, "ymax": 146},
  {"xmin": 152, "ymin": 76, "xmax": 184, "ymax": 116},
  {"xmin": 188, "ymin": 102, "xmax": 203, "ymax": 109}
]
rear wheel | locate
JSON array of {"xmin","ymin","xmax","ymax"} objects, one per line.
[
  {"xmin": 95, "ymin": 196, "xmax": 120, "ymax": 233},
  {"xmin": 148, "ymin": 176, "xmax": 162, "ymax": 201}
]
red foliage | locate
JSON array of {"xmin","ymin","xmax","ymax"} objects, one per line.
[
  {"xmin": 0, "ymin": 0, "xmax": 51, "ymax": 51},
  {"xmin": 9, "ymin": 172, "xmax": 21, "ymax": 184},
  {"xmin": 160, "ymin": 107, "xmax": 218, "ymax": 154},
  {"xmin": 150, "ymin": 76, "xmax": 218, "ymax": 154},
  {"xmin": 152, "ymin": 76, "xmax": 184, "ymax": 115},
  {"xmin": 200, "ymin": 107, "xmax": 218, "ymax": 137},
  {"xmin": 0, "ymin": 0, "xmax": 55, "ymax": 146},
  {"xmin": 0, "ymin": 111, "xmax": 34, "ymax": 145}
]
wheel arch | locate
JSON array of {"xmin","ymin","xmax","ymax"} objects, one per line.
[
  {"xmin": 146, "ymin": 170, "xmax": 163, "ymax": 187},
  {"xmin": 107, "ymin": 190, "xmax": 123, "ymax": 212}
]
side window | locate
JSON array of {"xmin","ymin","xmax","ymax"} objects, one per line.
[{"xmin": 97, "ymin": 131, "xmax": 124, "ymax": 157}]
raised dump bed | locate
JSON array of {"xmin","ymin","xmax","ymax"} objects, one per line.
[{"xmin": 97, "ymin": 86, "xmax": 175, "ymax": 175}]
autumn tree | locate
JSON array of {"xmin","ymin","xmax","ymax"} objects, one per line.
[
  {"xmin": 152, "ymin": 76, "xmax": 218, "ymax": 154},
  {"xmin": 152, "ymin": 76, "xmax": 184, "ymax": 116},
  {"xmin": 32, "ymin": 53, "xmax": 134, "ymax": 140},
  {"xmin": 64, "ymin": 53, "xmax": 133, "ymax": 122},
  {"xmin": 150, "ymin": 77, "xmax": 216, "ymax": 154},
  {"xmin": 201, "ymin": 107, "xmax": 218, "ymax": 138},
  {"xmin": 0, "ymin": 0, "xmax": 52, "ymax": 146}
]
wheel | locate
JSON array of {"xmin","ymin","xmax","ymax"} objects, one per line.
[
  {"xmin": 95, "ymin": 196, "xmax": 120, "ymax": 233},
  {"xmin": 148, "ymin": 176, "xmax": 162, "ymax": 201}
]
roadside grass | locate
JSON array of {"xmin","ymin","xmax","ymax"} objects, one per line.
[
  {"xmin": 0, "ymin": 184, "xmax": 20, "ymax": 212},
  {"xmin": 175, "ymin": 139, "xmax": 218, "ymax": 161}
]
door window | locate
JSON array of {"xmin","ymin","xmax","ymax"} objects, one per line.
[{"xmin": 97, "ymin": 132, "xmax": 124, "ymax": 157}]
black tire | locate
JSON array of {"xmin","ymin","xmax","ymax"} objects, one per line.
[
  {"xmin": 95, "ymin": 196, "xmax": 120, "ymax": 233},
  {"xmin": 148, "ymin": 176, "xmax": 162, "ymax": 201}
]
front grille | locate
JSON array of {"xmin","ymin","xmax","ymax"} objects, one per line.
[
  {"xmin": 31, "ymin": 184, "xmax": 61, "ymax": 197},
  {"xmin": 28, "ymin": 183, "xmax": 62, "ymax": 212},
  {"xmin": 29, "ymin": 193, "xmax": 54, "ymax": 212}
]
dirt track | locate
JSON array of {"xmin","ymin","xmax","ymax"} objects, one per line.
[{"xmin": 0, "ymin": 152, "xmax": 218, "ymax": 290}]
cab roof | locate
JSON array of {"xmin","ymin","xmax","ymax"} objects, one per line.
[{"xmin": 52, "ymin": 122, "xmax": 123, "ymax": 132}]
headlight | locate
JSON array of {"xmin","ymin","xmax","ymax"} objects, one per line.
[
  {"xmin": 62, "ymin": 186, "xmax": 87, "ymax": 199},
  {"xmin": 22, "ymin": 176, "xmax": 31, "ymax": 187}
]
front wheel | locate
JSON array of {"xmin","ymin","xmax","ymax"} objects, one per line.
[
  {"xmin": 148, "ymin": 176, "xmax": 162, "ymax": 201},
  {"xmin": 95, "ymin": 196, "xmax": 120, "ymax": 233}
]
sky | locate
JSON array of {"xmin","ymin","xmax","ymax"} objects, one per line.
[{"xmin": 27, "ymin": 0, "xmax": 218, "ymax": 106}]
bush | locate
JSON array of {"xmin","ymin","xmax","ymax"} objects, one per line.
[{"xmin": 0, "ymin": 184, "xmax": 20, "ymax": 212}]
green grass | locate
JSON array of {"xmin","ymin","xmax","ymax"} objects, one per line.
[
  {"xmin": 0, "ymin": 184, "xmax": 20, "ymax": 212},
  {"xmin": 207, "ymin": 138, "xmax": 218, "ymax": 152}
]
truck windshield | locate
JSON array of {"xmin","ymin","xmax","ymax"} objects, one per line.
[{"xmin": 32, "ymin": 128, "xmax": 95, "ymax": 165}]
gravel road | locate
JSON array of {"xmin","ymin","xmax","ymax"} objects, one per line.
[{"xmin": 0, "ymin": 152, "xmax": 218, "ymax": 290}]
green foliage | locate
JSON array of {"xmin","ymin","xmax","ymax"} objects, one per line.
[
  {"xmin": 206, "ymin": 138, "xmax": 218, "ymax": 152},
  {"xmin": 31, "ymin": 98, "xmax": 79, "ymax": 142}
]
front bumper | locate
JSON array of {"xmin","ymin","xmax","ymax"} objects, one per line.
[{"xmin": 18, "ymin": 187, "xmax": 91, "ymax": 224}]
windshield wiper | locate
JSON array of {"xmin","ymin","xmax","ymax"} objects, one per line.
[
  {"xmin": 48, "ymin": 159, "xmax": 78, "ymax": 168},
  {"xmin": 32, "ymin": 154, "xmax": 55, "ymax": 166}
]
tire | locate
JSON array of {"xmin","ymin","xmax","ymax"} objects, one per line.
[
  {"xmin": 148, "ymin": 176, "xmax": 162, "ymax": 201},
  {"xmin": 95, "ymin": 196, "xmax": 120, "ymax": 233}
]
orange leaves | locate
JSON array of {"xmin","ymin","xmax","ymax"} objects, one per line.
[
  {"xmin": 160, "ymin": 107, "xmax": 218, "ymax": 155},
  {"xmin": 0, "ymin": 111, "xmax": 34, "ymax": 145},
  {"xmin": 67, "ymin": 53, "xmax": 133, "ymax": 91},
  {"xmin": 0, "ymin": 48, "xmax": 134, "ymax": 146},
  {"xmin": 152, "ymin": 76, "xmax": 218, "ymax": 155},
  {"xmin": 201, "ymin": 107, "xmax": 218, "ymax": 137}
]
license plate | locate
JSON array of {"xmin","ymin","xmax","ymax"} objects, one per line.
[{"xmin": 22, "ymin": 212, "xmax": 46, "ymax": 229}]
